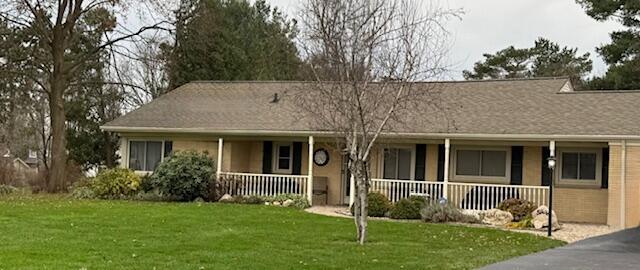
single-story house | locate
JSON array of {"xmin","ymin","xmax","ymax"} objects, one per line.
[{"xmin": 102, "ymin": 77, "xmax": 640, "ymax": 229}]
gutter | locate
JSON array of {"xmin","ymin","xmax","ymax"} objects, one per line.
[{"xmin": 100, "ymin": 126, "xmax": 640, "ymax": 141}]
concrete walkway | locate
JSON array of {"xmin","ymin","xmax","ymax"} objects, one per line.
[{"xmin": 480, "ymin": 228, "xmax": 640, "ymax": 270}]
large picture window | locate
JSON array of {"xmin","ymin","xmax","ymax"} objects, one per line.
[
  {"xmin": 128, "ymin": 140, "xmax": 172, "ymax": 172},
  {"xmin": 452, "ymin": 146, "xmax": 510, "ymax": 183},
  {"xmin": 273, "ymin": 142, "xmax": 293, "ymax": 174},
  {"xmin": 558, "ymin": 148, "xmax": 601, "ymax": 186},
  {"xmin": 382, "ymin": 147, "xmax": 414, "ymax": 180}
]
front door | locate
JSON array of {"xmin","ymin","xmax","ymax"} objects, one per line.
[{"xmin": 341, "ymin": 155, "xmax": 351, "ymax": 204}]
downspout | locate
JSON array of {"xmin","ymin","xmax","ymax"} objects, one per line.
[{"xmin": 620, "ymin": 140, "xmax": 627, "ymax": 229}]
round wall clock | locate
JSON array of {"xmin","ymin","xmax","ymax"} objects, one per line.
[{"xmin": 313, "ymin": 149, "xmax": 330, "ymax": 166}]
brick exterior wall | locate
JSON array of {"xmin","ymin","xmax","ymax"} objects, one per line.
[{"xmin": 608, "ymin": 144, "xmax": 640, "ymax": 228}]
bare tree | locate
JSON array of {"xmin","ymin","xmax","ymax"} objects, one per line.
[
  {"xmin": 0, "ymin": 0, "xmax": 169, "ymax": 191},
  {"xmin": 296, "ymin": 0, "xmax": 458, "ymax": 244}
]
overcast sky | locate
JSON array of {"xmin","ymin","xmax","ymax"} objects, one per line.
[{"xmin": 264, "ymin": 0, "xmax": 623, "ymax": 80}]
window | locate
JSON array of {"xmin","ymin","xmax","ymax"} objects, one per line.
[
  {"xmin": 452, "ymin": 146, "xmax": 510, "ymax": 183},
  {"xmin": 382, "ymin": 147, "xmax": 414, "ymax": 180},
  {"xmin": 273, "ymin": 142, "xmax": 293, "ymax": 174},
  {"xmin": 128, "ymin": 140, "xmax": 172, "ymax": 172},
  {"xmin": 558, "ymin": 148, "xmax": 601, "ymax": 186}
]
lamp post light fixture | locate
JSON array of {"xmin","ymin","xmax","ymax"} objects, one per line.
[{"xmin": 547, "ymin": 156, "xmax": 556, "ymax": 237}]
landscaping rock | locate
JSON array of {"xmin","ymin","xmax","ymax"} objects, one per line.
[
  {"xmin": 531, "ymin": 205, "xmax": 560, "ymax": 230},
  {"xmin": 273, "ymin": 201, "xmax": 281, "ymax": 206},
  {"xmin": 482, "ymin": 209, "xmax": 513, "ymax": 226},
  {"xmin": 282, "ymin": 199, "xmax": 294, "ymax": 207},
  {"xmin": 219, "ymin": 194, "xmax": 233, "ymax": 202},
  {"xmin": 264, "ymin": 202, "xmax": 271, "ymax": 206}
]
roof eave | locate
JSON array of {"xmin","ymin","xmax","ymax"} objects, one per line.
[{"xmin": 100, "ymin": 126, "xmax": 640, "ymax": 142}]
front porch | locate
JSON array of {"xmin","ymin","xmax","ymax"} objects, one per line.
[{"xmin": 121, "ymin": 134, "xmax": 632, "ymax": 227}]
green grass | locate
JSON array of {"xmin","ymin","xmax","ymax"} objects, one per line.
[{"xmin": 0, "ymin": 195, "xmax": 563, "ymax": 269}]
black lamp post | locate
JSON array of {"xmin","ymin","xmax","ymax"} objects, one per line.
[{"xmin": 547, "ymin": 156, "xmax": 556, "ymax": 237}]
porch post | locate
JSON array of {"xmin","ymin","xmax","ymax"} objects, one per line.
[
  {"xmin": 307, "ymin": 136, "xmax": 314, "ymax": 205},
  {"xmin": 548, "ymin": 140, "xmax": 555, "ymax": 237},
  {"xmin": 443, "ymin": 138, "xmax": 451, "ymax": 199},
  {"xmin": 217, "ymin": 138, "xmax": 223, "ymax": 181},
  {"xmin": 349, "ymin": 175, "xmax": 355, "ymax": 207}
]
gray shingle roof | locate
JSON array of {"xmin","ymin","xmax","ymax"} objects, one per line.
[{"xmin": 103, "ymin": 78, "xmax": 640, "ymax": 138}]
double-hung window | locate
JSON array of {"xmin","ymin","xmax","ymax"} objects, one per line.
[
  {"xmin": 453, "ymin": 146, "xmax": 510, "ymax": 183},
  {"xmin": 128, "ymin": 140, "xmax": 173, "ymax": 172},
  {"xmin": 273, "ymin": 142, "xmax": 293, "ymax": 174},
  {"xmin": 382, "ymin": 147, "xmax": 414, "ymax": 180},
  {"xmin": 558, "ymin": 148, "xmax": 601, "ymax": 187}
]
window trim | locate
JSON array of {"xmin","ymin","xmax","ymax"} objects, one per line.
[
  {"xmin": 272, "ymin": 142, "xmax": 293, "ymax": 174},
  {"xmin": 127, "ymin": 139, "xmax": 171, "ymax": 173},
  {"xmin": 556, "ymin": 148, "xmax": 602, "ymax": 188},
  {"xmin": 451, "ymin": 146, "xmax": 511, "ymax": 184},
  {"xmin": 378, "ymin": 145, "xmax": 416, "ymax": 180}
]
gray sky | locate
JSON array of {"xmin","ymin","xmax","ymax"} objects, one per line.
[{"xmin": 265, "ymin": 0, "xmax": 623, "ymax": 80}]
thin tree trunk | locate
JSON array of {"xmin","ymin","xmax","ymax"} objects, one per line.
[{"xmin": 351, "ymin": 157, "xmax": 368, "ymax": 244}]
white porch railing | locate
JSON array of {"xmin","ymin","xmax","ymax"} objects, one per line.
[
  {"xmin": 370, "ymin": 179, "xmax": 549, "ymax": 211},
  {"xmin": 447, "ymin": 182, "xmax": 549, "ymax": 210},
  {"xmin": 370, "ymin": 179, "xmax": 444, "ymax": 203},
  {"xmin": 218, "ymin": 172, "xmax": 309, "ymax": 197}
]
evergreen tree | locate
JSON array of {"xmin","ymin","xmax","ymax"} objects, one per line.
[
  {"xmin": 463, "ymin": 38, "xmax": 592, "ymax": 87},
  {"xmin": 577, "ymin": 0, "xmax": 640, "ymax": 90},
  {"xmin": 166, "ymin": 0, "xmax": 302, "ymax": 89}
]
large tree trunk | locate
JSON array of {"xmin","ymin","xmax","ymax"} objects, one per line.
[
  {"xmin": 48, "ymin": 28, "xmax": 68, "ymax": 192},
  {"xmin": 48, "ymin": 83, "xmax": 67, "ymax": 192}
]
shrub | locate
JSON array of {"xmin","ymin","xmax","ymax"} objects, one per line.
[
  {"xmin": 149, "ymin": 151, "xmax": 215, "ymax": 202},
  {"xmin": 351, "ymin": 192, "xmax": 391, "ymax": 217},
  {"xmin": 71, "ymin": 186, "xmax": 96, "ymax": 199},
  {"xmin": 265, "ymin": 194, "xmax": 310, "ymax": 209},
  {"xmin": 497, "ymin": 198, "xmax": 536, "ymax": 222},
  {"xmin": 507, "ymin": 216, "xmax": 534, "ymax": 229},
  {"xmin": 421, "ymin": 202, "xmax": 479, "ymax": 223},
  {"xmin": 132, "ymin": 190, "xmax": 167, "ymax": 202},
  {"xmin": 389, "ymin": 196, "xmax": 427, "ymax": 219},
  {"xmin": 90, "ymin": 168, "xmax": 141, "ymax": 199},
  {"xmin": 0, "ymin": 184, "xmax": 18, "ymax": 196}
]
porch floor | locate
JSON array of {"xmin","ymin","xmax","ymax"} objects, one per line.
[{"xmin": 305, "ymin": 206, "xmax": 615, "ymax": 243}]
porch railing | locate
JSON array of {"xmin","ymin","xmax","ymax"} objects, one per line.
[
  {"xmin": 370, "ymin": 179, "xmax": 444, "ymax": 203},
  {"xmin": 218, "ymin": 172, "xmax": 309, "ymax": 197},
  {"xmin": 370, "ymin": 179, "xmax": 549, "ymax": 211},
  {"xmin": 447, "ymin": 182, "xmax": 549, "ymax": 210}
]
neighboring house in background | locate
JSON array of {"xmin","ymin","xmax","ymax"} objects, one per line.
[
  {"xmin": 0, "ymin": 146, "xmax": 39, "ymax": 185},
  {"xmin": 102, "ymin": 78, "xmax": 640, "ymax": 230}
]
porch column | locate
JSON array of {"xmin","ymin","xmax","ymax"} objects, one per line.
[
  {"xmin": 443, "ymin": 138, "xmax": 450, "ymax": 199},
  {"xmin": 307, "ymin": 136, "xmax": 314, "ymax": 205},
  {"xmin": 349, "ymin": 175, "xmax": 355, "ymax": 207},
  {"xmin": 216, "ymin": 138, "xmax": 223, "ymax": 181}
]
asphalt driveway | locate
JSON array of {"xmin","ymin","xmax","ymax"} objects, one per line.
[{"xmin": 481, "ymin": 228, "xmax": 640, "ymax": 270}]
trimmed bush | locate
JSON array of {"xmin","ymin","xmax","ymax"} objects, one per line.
[
  {"xmin": 351, "ymin": 192, "xmax": 391, "ymax": 217},
  {"xmin": 421, "ymin": 202, "xmax": 479, "ymax": 223},
  {"xmin": 90, "ymin": 168, "xmax": 141, "ymax": 199},
  {"xmin": 389, "ymin": 196, "xmax": 427, "ymax": 219},
  {"xmin": 497, "ymin": 198, "xmax": 536, "ymax": 222},
  {"xmin": 149, "ymin": 151, "xmax": 215, "ymax": 201}
]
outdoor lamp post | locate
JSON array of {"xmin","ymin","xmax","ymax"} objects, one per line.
[{"xmin": 547, "ymin": 156, "xmax": 556, "ymax": 237}]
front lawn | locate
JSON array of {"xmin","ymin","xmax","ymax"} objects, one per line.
[{"xmin": 0, "ymin": 196, "xmax": 563, "ymax": 269}]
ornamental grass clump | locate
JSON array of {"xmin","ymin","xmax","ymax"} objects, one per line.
[
  {"xmin": 497, "ymin": 198, "xmax": 536, "ymax": 222},
  {"xmin": 421, "ymin": 202, "xmax": 479, "ymax": 223}
]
